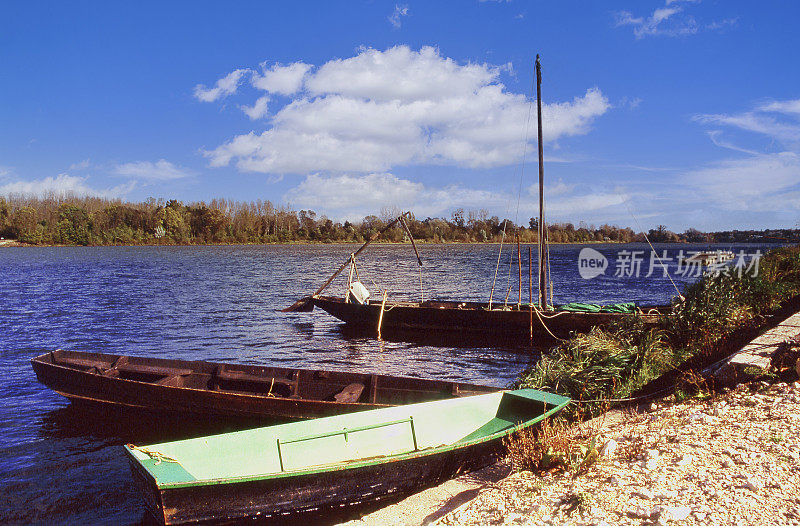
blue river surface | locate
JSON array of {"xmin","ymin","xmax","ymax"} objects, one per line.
[{"xmin": 0, "ymin": 242, "xmax": 776, "ymax": 524}]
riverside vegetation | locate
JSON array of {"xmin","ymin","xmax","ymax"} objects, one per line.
[
  {"xmin": 2, "ymin": 195, "xmax": 798, "ymax": 246},
  {"xmin": 516, "ymin": 244, "xmax": 800, "ymax": 413},
  {"xmin": 508, "ymin": 244, "xmax": 800, "ymax": 477}
]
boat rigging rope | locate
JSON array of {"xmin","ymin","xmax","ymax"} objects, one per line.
[
  {"xmin": 625, "ymin": 203, "xmax": 683, "ymax": 300},
  {"xmin": 126, "ymin": 444, "xmax": 179, "ymax": 465},
  {"xmin": 399, "ymin": 216, "xmax": 424, "ymax": 303},
  {"xmin": 418, "ymin": 265, "xmax": 424, "ymax": 303},
  {"xmin": 546, "ymin": 229, "xmax": 554, "ymax": 309},
  {"xmin": 368, "ymin": 277, "xmax": 385, "ymax": 298},
  {"xmin": 351, "ymin": 254, "xmax": 361, "ymax": 283},
  {"xmin": 492, "ymin": 62, "xmax": 538, "ymax": 310},
  {"xmin": 503, "ymin": 248, "xmax": 515, "ymax": 306},
  {"xmin": 512, "ymin": 64, "xmax": 538, "ymax": 236},
  {"xmin": 488, "ymin": 224, "xmax": 508, "ymax": 310}
]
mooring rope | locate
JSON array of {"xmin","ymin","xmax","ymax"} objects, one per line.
[
  {"xmin": 532, "ymin": 304, "xmax": 566, "ymax": 341},
  {"xmin": 567, "ymin": 384, "xmax": 678, "ymax": 404},
  {"xmin": 127, "ymin": 444, "xmax": 179, "ymax": 465}
]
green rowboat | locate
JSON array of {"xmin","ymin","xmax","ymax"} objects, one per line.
[{"xmin": 125, "ymin": 388, "xmax": 569, "ymax": 525}]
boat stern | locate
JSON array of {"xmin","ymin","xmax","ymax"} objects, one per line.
[
  {"xmin": 497, "ymin": 389, "xmax": 571, "ymax": 429},
  {"xmin": 124, "ymin": 444, "xmax": 204, "ymax": 525}
]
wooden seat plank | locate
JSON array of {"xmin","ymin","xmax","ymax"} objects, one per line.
[
  {"xmin": 216, "ymin": 369, "xmax": 295, "ymax": 387},
  {"xmin": 116, "ymin": 363, "xmax": 193, "ymax": 377},
  {"xmin": 333, "ymin": 383, "xmax": 365, "ymax": 403},
  {"xmin": 57, "ymin": 357, "xmax": 114, "ymax": 370}
]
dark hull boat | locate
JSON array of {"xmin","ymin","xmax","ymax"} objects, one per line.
[
  {"xmin": 312, "ymin": 295, "xmax": 666, "ymax": 339},
  {"xmin": 284, "ymin": 56, "xmax": 674, "ymax": 339},
  {"xmin": 31, "ymin": 350, "xmax": 499, "ymax": 421},
  {"xmin": 125, "ymin": 389, "xmax": 570, "ymax": 525}
]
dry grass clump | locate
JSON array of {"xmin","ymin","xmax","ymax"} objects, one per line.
[
  {"xmin": 505, "ymin": 412, "xmax": 603, "ymax": 477},
  {"xmin": 516, "ymin": 322, "xmax": 668, "ymax": 417}
]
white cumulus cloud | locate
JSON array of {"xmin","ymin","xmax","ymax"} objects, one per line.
[
  {"xmin": 202, "ymin": 46, "xmax": 610, "ymax": 175},
  {"xmin": 686, "ymin": 97, "xmax": 800, "ymax": 212},
  {"xmin": 388, "ymin": 4, "xmax": 409, "ymax": 28},
  {"xmin": 285, "ymin": 173, "xmax": 423, "ymax": 211},
  {"xmin": 0, "ymin": 174, "xmax": 133, "ymax": 198},
  {"xmin": 681, "ymin": 152, "xmax": 800, "ymax": 211},
  {"xmin": 113, "ymin": 159, "xmax": 192, "ymax": 180},
  {"xmin": 283, "ymin": 172, "xmax": 631, "ymax": 222},
  {"xmin": 251, "ymin": 62, "xmax": 311, "ymax": 95},
  {"xmin": 194, "ymin": 69, "xmax": 249, "ymax": 102},
  {"xmin": 68, "ymin": 159, "xmax": 91, "ymax": 170},
  {"xmin": 305, "ymin": 46, "xmax": 500, "ymax": 102},
  {"xmin": 615, "ymin": 1, "xmax": 733, "ymax": 39},
  {"xmin": 615, "ymin": 5, "xmax": 696, "ymax": 38},
  {"xmin": 241, "ymin": 95, "xmax": 270, "ymax": 120},
  {"xmin": 284, "ymin": 172, "xmax": 510, "ymax": 220},
  {"xmin": 694, "ymin": 112, "xmax": 800, "ymax": 143},
  {"xmin": 758, "ymin": 99, "xmax": 800, "ymax": 116},
  {"xmin": 694, "ymin": 97, "xmax": 800, "ymax": 144}
]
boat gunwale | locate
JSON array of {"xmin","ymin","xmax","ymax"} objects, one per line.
[
  {"xmin": 31, "ymin": 354, "xmax": 387, "ymax": 411},
  {"xmin": 313, "ymin": 295, "xmax": 668, "ymax": 317},
  {"xmin": 124, "ymin": 390, "xmax": 570, "ymax": 490}
]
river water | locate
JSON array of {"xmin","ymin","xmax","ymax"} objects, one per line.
[{"xmin": 0, "ymin": 242, "xmax": 773, "ymax": 524}]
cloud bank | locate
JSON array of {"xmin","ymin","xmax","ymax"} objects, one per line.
[
  {"xmin": 688, "ymin": 97, "xmax": 800, "ymax": 212},
  {"xmin": 193, "ymin": 69, "xmax": 249, "ymax": 103},
  {"xmin": 197, "ymin": 46, "xmax": 610, "ymax": 175},
  {"xmin": 615, "ymin": 0, "xmax": 736, "ymax": 39},
  {"xmin": 283, "ymin": 172, "xmax": 629, "ymax": 222},
  {"xmin": 113, "ymin": 159, "xmax": 192, "ymax": 180},
  {"xmin": 0, "ymin": 174, "xmax": 133, "ymax": 199}
]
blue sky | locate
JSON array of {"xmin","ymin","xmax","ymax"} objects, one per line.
[{"xmin": 1, "ymin": 1, "xmax": 798, "ymax": 231}]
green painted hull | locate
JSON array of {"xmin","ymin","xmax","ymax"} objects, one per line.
[{"xmin": 125, "ymin": 389, "xmax": 569, "ymax": 524}]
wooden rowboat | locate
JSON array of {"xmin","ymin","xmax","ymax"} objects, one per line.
[
  {"xmin": 31, "ymin": 350, "xmax": 499, "ymax": 421},
  {"xmin": 125, "ymin": 389, "xmax": 570, "ymax": 525}
]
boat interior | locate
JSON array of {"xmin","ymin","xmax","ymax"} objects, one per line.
[
  {"xmin": 126, "ymin": 389, "xmax": 569, "ymax": 484},
  {"xmin": 320, "ymin": 295, "xmax": 671, "ymax": 315},
  {"xmin": 37, "ymin": 350, "xmax": 492, "ymax": 405}
]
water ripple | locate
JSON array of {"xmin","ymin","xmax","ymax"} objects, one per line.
[{"xmin": 0, "ymin": 242, "xmax": 772, "ymax": 523}]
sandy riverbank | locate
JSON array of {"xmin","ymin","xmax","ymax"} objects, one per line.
[{"xmin": 434, "ymin": 380, "xmax": 800, "ymax": 526}]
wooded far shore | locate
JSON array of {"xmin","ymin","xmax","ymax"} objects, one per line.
[{"xmin": 1, "ymin": 195, "xmax": 798, "ymax": 247}]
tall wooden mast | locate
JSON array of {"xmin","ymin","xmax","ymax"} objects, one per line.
[{"xmin": 535, "ymin": 54, "xmax": 548, "ymax": 309}]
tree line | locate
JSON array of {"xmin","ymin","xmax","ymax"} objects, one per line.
[{"xmin": 0, "ymin": 194, "xmax": 796, "ymax": 246}]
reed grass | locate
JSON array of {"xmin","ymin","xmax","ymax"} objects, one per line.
[{"xmin": 515, "ymin": 244, "xmax": 800, "ymax": 416}]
